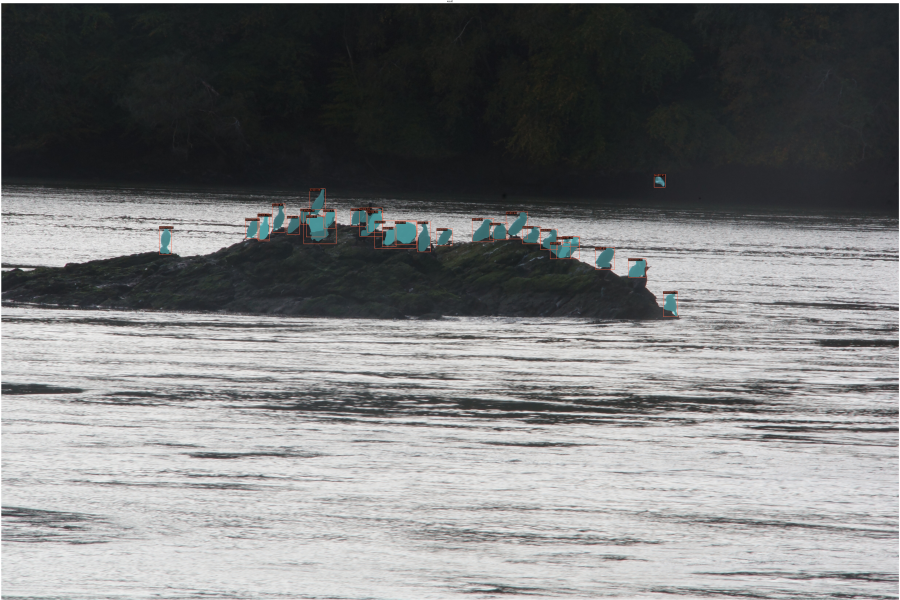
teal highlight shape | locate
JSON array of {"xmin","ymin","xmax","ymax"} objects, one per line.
[
  {"xmin": 491, "ymin": 224, "xmax": 507, "ymax": 240},
  {"xmin": 273, "ymin": 206, "xmax": 285, "ymax": 230},
  {"xmin": 655, "ymin": 176, "xmax": 666, "ymax": 188},
  {"xmin": 508, "ymin": 212, "xmax": 527, "ymax": 236},
  {"xmin": 418, "ymin": 223, "xmax": 431, "ymax": 251},
  {"xmin": 566, "ymin": 236, "xmax": 580, "ymax": 257},
  {"xmin": 437, "ymin": 229, "xmax": 452, "ymax": 246},
  {"xmin": 325, "ymin": 211, "xmax": 335, "ymax": 228},
  {"xmin": 628, "ymin": 260, "xmax": 647, "ymax": 278},
  {"xmin": 473, "ymin": 219, "xmax": 491, "ymax": 242},
  {"xmin": 365, "ymin": 210, "xmax": 382, "ymax": 235},
  {"xmin": 664, "ymin": 294, "xmax": 677, "ymax": 316},
  {"xmin": 556, "ymin": 236, "xmax": 577, "ymax": 258},
  {"xmin": 383, "ymin": 228, "xmax": 396, "ymax": 246},
  {"xmin": 396, "ymin": 222, "xmax": 417, "ymax": 244},
  {"xmin": 287, "ymin": 217, "xmax": 300, "ymax": 234},
  {"xmin": 596, "ymin": 248, "xmax": 614, "ymax": 269},
  {"xmin": 541, "ymin": 229, "xmax": 557, "ymax": 252},
  {"xmin": 307, "ymin": 216, "xmax": 326, "ymax": 240},
  {"xmin": 160, "ymin": 229, "xmax": 172, "ymax": 254},
  {"xmin": 311, "ymin": 190, "xmax": 325, "ymax": 210},
  {"xmin": 351, "ymin": 210, "xmax": 360, "ymax": 226},
  {"xmin": 523, "ymin": 228, "xmax": 539, "ymax": 244},
  {"xmin": 246, "ymin": 220, "xmax": 258, "ymax": 239},
  {"xmin": 259, "ymin": 216, "xmax": 270, "ymax": 240}
]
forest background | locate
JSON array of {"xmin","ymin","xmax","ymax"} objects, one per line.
[{"xmin": 3, "ymin": 4, "xmax": 897, "ymax": 208}]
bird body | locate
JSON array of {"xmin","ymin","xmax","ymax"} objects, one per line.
[
  {"xmin": 259, "ymin": 217, "xmax": 270, "ymax": 240},
  {"xmin": 273, "ymin": 206, "xmax": 285, "ymax": 230},
  {"xmin": 523, "ymin": 228, "xmax": 540, "ymax": 244},
  {"xmin": 307, "ymin": 216, "xmax": 326, "ymax": 240},
  {"xmin": 437, "ymin": 229, "xmax": 452, "ymax": 246},
  {"xmin": 418, "ymin": 223, "xmax": 431, "ymax": 251},
  {"xmin": 311, "ymin": 189, "xmax": 325, "ymax": 210},
  {"xmin": 508, "ymin": 212, "xmax": 527, "ymax": 236},
  {"xmin": 664, "ymin": 294, "xmax": 677, "ymax": 315},
  {"xmin": 366, "ymin": 210, "xmax": 382, "ymax": 235},
  {"xmin": 287, "ymin": 217, "xmax": 300, "ymax": 234},
  {"xmin": 160, "ymin": 229, "xmax": 171, "ymax": 254},
  {"xmin": 596, "ymin": 248, "xmax": 614, "ymax": 269},
  {"xmin": 383, "ymin": 228, "xmax": 396, "ymax": 246},
  {"xmin": 628, "ymin": 260, "xmax": 647, "ymax": 278},
  {"xmin": 246, "ymin": 220, "xmax": 258, "ymax": 239},
  {"xmin": 473, "ymin": 219, "xmax": 491, "ymax": 241},
  {"xmin": 396, "ymin": 222, "xmax": 417, "ymax": 244},
  {"xmin": 655, "ymin": 176, "xmax": 666, "ymax": 188},
  {"xmin": 541, "ymin": 229, "xmax": 557, "ymax": 253},
  {"xmin": 491, "ymin": 224, "xmax": 507, "ymax": 240},
  {"xmin": 325, "ymin": 211, "xmax": 335, "ymax": 228}
]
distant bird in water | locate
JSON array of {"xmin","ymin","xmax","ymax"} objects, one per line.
[
  {"xmin": 596, "ymin": 248, "xmax": 614, "ymax": 269},
  {"xmin": 273, "ymin": 206, "xmax": 285, "ymax": 230},
  {"xmin": 246, "ymin": 220, "xmax": 258, "ymax": 239},
  {"xmin": 473, "ymin": 219, "xmax": 491, "ymax": 242},
  {"xmin": 664, "ymin": 293, "xmax": 678, "ymax": 316},
  {"xmin": 437, "ymin": 229, "xmax": 452, "ymax": 246},
  {"xmin": 418, "ymin": 223, "xmax": 431, "ymax": 251},
  {"xmin": 311, "ymin": 190, "xmax": 325, "ymax": 211},
  {"xmin": 160, "ymin": 229, "xmax": 172, "ymax": 254},
  {"xmin": 508, "ymin": 212, "xmax": 527, "ymax": 237},
  {"xmin": 655, "ymin": 176, "xmax": 666, "ymax": 188}
]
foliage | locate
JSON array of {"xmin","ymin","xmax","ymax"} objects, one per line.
[{"xmin": 2, "ymin": 4, "xmax": 896, "ymax": 175}]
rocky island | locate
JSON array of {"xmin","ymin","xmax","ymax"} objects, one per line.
[{"xmin": 1, "ymin": 224, "xmax": 663, "ymax": 319}]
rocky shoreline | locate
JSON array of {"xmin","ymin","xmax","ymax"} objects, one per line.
[{"xmin": 1, "ymin": 224, "xmax": 663, "ymax": 320}]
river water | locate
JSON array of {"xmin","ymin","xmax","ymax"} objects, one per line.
[{"xmin": 2, "ymin": 183, "xmax": 898, "ymax": 599}]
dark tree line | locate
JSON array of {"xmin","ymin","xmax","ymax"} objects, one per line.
[{"xmin": 3, "ymin": 4, "xmax": 896, "ymax": 181}]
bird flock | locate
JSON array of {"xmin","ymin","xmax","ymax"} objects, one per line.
[{"xmin": 234, "ymin": 189, "xmax": 678, "ymax": 316}]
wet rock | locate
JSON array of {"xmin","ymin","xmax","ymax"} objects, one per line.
[{"xmin": 2, "ymin": 225, "xmax": 664, "ymax": 319}]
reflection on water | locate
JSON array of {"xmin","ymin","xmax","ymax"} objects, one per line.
[{"xmin": 1, "ymin": 184, "xmax": 898, "ymax": 599}]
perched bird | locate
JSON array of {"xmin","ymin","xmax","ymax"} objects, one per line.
[
  {"xmin": 259, "ymin": 216, "xmax": 270, "ymax": 240},
  {"xmin": 541, "ymin": 229, "xmax": 557, "ymax": 253},
  {"xmin": 383, "ymin": 228, "xmax": 396, "ymax": 246},
  {"xmin": 664, "ymin": 294, "xmax": 678, "ymax": 316},
  {"xmin": 396, "ymin": 222, "xmax": 417, "ymax": 245},
  {"xmin": 246, "ymin": 220, "xmax": 258, "ymax": 239},
  {"xmin": 325, "ymin": 211, "xmax": 335, "ymax": 229},
  {"xmin": 628, "ymin": 259, "xmax": 647, "ymax": 278},
  {"xmin": 365, "ymin": 210, "xmax": 382, "ymax": 235},
  {"xmin": 595, "ymin": 248, "xmax": 614, "ymax": 269},
  {"xmin": 418, "ymin": 223, "xmax": 431, "ymax": 251},
  {"xmin": 508, "ymin": 212, "xmax": 527, "ymax": 236},
  {"xmin": 273, "ymin": 206, "xmax": 285, "ymax": 230},
  {"xmin": 437, "ymin": 229, "xmax": 452, "ymax": 246},
  {"xmin": 160, "ymin": 229, "xmax": 172, "ymax": 254},
  {"xmin": 287, "ymin": 217, "xmax": 300, "ymax": 234},
  {"xmin": 473, "ymin": 219, "xmax": 492, "ymax": 242},
  {"xmin": 523, "ymin": 227, "xmax": 540, "ymax": 244},
  {"xmin": 351, "ymin": 210, "xmax": 360, "ymax": 226},
  {"xmin": 491, "ymin": 224, "xmax": 507, "ymax": 240},
  {"xmin": 311, "ymin": 189, "xmax": 325, "ymax": 210},
  {"xmin": 307, "ymin": 216, "xmax": 326, "ymax": 240}
]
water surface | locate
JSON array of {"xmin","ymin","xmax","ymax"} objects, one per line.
[{"xmin": 2, "ymin": 184, "xmax": 897, "ymax": 599}]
